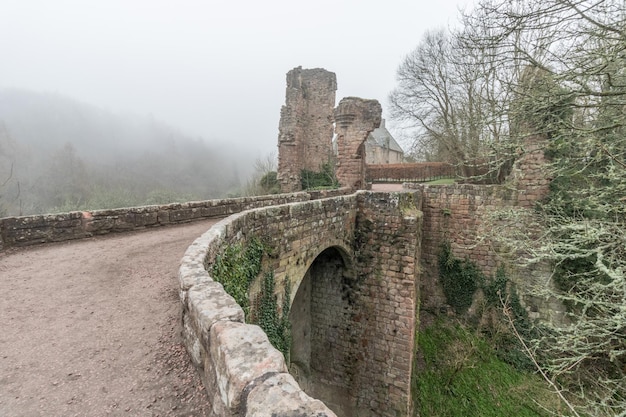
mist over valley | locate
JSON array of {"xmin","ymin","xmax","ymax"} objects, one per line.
[{"xmin": 0, "ymin": 89, "xmax": 262, "ymax": 217}]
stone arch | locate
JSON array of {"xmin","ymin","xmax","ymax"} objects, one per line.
[
  {"xmin": 288, "ymin": 244, "xmax": 358, "ymax": 416},
  {"xmin": 287, "ymin": 243, "xmax": 355, "ymax": 307}
]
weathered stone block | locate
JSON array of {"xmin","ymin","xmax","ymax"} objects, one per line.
[
  {"xmin": 209, "ymin": 321, "xmax": 288, "ymax": 412},
  {"xmin": 182, "ymin": 311, "xmax": 207, "ymax": 369},
  {"xmin": 187, "ymin": 281, "xmax": 245, "ymax": 343},
  {"xmin": 244, "ymin": 373, "xmax": 337, "ymax": 417}
]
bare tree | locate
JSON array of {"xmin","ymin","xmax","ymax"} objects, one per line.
[
  {"xmin": 242, "ymin": 151, "xmax": 280, "ymax": 196},
  {"xmin": 389, "ymin": 28, "xmax": 514, "ymax": 180}
]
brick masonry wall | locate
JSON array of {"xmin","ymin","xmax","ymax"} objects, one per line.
[
  {"xmin": 351, "ymin": 192, "xmax": 421, "ymax": 416},
  {"xmin": 308, "ymin": 248, "xmax": 356, "ymax": 407},
  {"xmin": 411, "ymin": 180, "xmax": 562, "ymax": 321},
  {"xmin": 414, "ymin": 184, "xmax": 517, "ymax": 310},
  {"xmin": 403, "ymin": 134, "xmax": 554, "ymax": 318}
]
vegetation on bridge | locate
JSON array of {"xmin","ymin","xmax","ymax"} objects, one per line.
[
  {"xmin": 300, "ymin": 162, "xmax": 339, "ymax": 190},
  {"xmin": 211, "ymin": 237, "xmax": 292, "ymax": 360}
]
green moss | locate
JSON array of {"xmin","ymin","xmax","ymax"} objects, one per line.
[{"xmin": 211, "ymin": 237, "xmax": 264, "ymax": 317}]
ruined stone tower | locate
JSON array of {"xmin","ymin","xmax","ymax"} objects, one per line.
[
  {"xmin": 334, "ymin": 97, "xmax": 382, "ymax": 190},
  {"xmin": 277, "ymin": 67, "xmax": 337, "ymax": 193}
]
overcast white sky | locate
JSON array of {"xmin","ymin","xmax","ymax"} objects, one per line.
[{"xmin": 0, "ymin": 0, "xmax": 470, "ymax": 156}]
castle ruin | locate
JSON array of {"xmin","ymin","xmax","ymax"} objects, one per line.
[
  {"xmin": 277, "ymin": 67, "xmax": 383, "ymax": 192},
  {"xmin": 277, "ymin": 67, "xmax": 338, "ymax": 192}
]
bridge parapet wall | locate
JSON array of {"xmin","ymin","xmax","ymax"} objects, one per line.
[
  {"xmin": 0, "ymin": 189, "xmax": 350, "ymax": 250},
  {"xmin": 179, "ymin": 191, "xmax": 422, "ymax": 416}
]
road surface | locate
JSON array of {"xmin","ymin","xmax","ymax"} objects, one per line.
[{"xmin": 0, "ymin": 219, "xmax": 219, "ymax": 417}]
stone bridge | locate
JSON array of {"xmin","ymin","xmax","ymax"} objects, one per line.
[
  {"xmin": 179, "ymin": 191, "xmax": 421, "ymax": 416},
  {"xmin": 0, "ymin": 176, "xmax": 548, "ymax": 416},
  {"xmin": 0, "ymin": 189, "xmax": 423, "ymax": 416}
]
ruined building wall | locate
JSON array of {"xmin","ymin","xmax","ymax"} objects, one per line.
[
  {"xmin": 277, "ymin": 67, "xmax": 337, "ymax": 193},
  {"xmin": 409, "ymin": 135, "xmax": 561, "ymax": 321},
  {"xmin": 334, "ymin": 97, "xmax": 382, "ymax": 190}
]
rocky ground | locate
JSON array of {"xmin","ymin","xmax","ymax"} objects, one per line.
[{"xmin": 0, "ymin": 219, "xmax": 220, "ymax": 417}]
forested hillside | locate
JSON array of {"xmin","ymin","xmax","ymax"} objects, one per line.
[{"xmin": 0, "ymin": 89, "xmax": 255, "ymax": 217}]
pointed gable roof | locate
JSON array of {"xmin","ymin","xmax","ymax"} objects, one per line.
[{"xmin": 366, "ymin": 119, "xmax": 404, "ymax": 153}]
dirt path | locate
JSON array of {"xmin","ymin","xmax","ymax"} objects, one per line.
[
  {"xmin": 370, "ymin": 183, "xmax": 404, "ymax": 192},
  {"xmin": 0, "ymin": 219, "xmax": 220, "ymax": 417}
]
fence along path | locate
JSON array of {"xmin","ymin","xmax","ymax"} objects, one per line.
[{"xmin": 0, "ymin": 219, "xmax": 218, "ymax": 417}]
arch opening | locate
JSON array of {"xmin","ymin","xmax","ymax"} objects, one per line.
[{"xmin": 288, "ymin": 246, "xmax": 358, "ymax": 416}]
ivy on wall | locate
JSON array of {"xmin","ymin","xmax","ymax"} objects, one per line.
[
  {"xmin": 211, "ymin": 237, "xmax": 292, "ymax": 360},
  {"xmin": 211, "ymin": 237, "xmax": 264, "ymax": 317},
  {"xmin": 438, "ymin": 241, "xmax": 536, "ymax": 370},
  {"xmin": 257, "ymin": 272, "xmax": 292, "ymax": 360},
  {"xmin": 438, "ymin": 242, "xmax": 481, "ymax": 315}
]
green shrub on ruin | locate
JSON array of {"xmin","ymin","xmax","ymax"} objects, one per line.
[
  {"xmin": 438, "ymin": 242, "xmax": 481, "ymax": 314},
  {"xmin": 300, "ymin": 162, "xmax": 339, "ymax": 190},
  {"xmin": 438, "ymin": 244, "xmax": 536, "ymax": 371}
]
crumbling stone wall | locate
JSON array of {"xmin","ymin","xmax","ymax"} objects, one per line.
[
  {"xmin": 508, "ymin": 134, "xmax": 551, "ymax": 208},
  {"xmin": 277, "ymin": 67, "xmax": 337, "ymax": 192},
  {"xmin": 334, "ymin": 97, "xmax": 382, "ymax": 190},
  {"xmin": 275, "ymin": 68, "xmax": 384, "ymax": 193}
]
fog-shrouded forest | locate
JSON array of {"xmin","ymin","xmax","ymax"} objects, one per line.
[{"xmin": 0, "ymin": 89, "xmax": 266, "ymax": 217}]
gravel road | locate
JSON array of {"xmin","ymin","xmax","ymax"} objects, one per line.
[{"xmin": 0, "ymin": 219, "xmax": 219, "ymax": 417}]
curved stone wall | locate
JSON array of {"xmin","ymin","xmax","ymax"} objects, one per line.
[{"xmin": 177, "ymin": 197, "xmax": 359, "ymax": 416}]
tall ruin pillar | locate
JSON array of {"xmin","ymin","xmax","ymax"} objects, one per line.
[
  {"xmin": 277, "ymin": 67, "xmax": 337, "ymax": 193},
  {"xmin": 334, "ymin": 97, "xmax": 382, "ymax": 190}
]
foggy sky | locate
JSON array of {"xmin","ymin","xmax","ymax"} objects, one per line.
[{"xmin": 0, "ymin": 0, "xmax": 470, "ymax": 156}]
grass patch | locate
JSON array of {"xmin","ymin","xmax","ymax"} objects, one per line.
[
  {"xmin": 416, "ymin": 320, "xmax": 562, "ymax": 417},
  {"xmin": 425, "ymin": 178, "xmax": 455, "ymax": 185}
]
